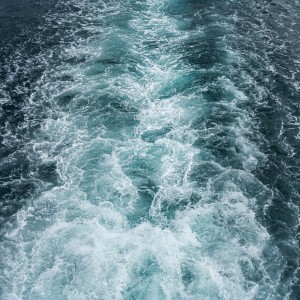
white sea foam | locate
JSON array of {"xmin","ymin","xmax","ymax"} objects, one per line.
[{"xmin": 0, "ymin": 0, "xmax": 284, "ymax": 299}]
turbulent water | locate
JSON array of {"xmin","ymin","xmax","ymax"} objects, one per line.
[{"xmin": 0, "ymin": 0, "xmax": 300, "ymax": 299}]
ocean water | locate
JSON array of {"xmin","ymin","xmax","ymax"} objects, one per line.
[{"xmin": 0, "ymin": 0, "xmax": 299, "ymax": 299}]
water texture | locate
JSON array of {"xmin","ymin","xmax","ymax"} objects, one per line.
[{"xmin": 0, "ymin": 0, "xmax": 299, "ymax": 299}]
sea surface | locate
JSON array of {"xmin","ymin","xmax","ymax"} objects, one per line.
[{"xmin": 0, "ymin": 0, "xmax": 300, "ymax": 299}]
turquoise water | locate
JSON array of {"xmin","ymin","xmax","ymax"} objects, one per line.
[{"xmin": 1, "ymin": 0, "xmax": 300, "ymax": 299}]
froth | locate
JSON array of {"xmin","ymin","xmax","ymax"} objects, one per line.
[{"xmin": 0, "ymin": 0, "xmax": 285, "ymax": 299}]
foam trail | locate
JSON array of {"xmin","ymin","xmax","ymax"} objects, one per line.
[{"xmin": 0, "ymin": 0, "xmax": 289, "ymax": 299}]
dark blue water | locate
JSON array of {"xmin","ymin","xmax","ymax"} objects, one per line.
[{"xmin": 0, "ymin": 0, "xmax": 299, "ymax": 299}]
